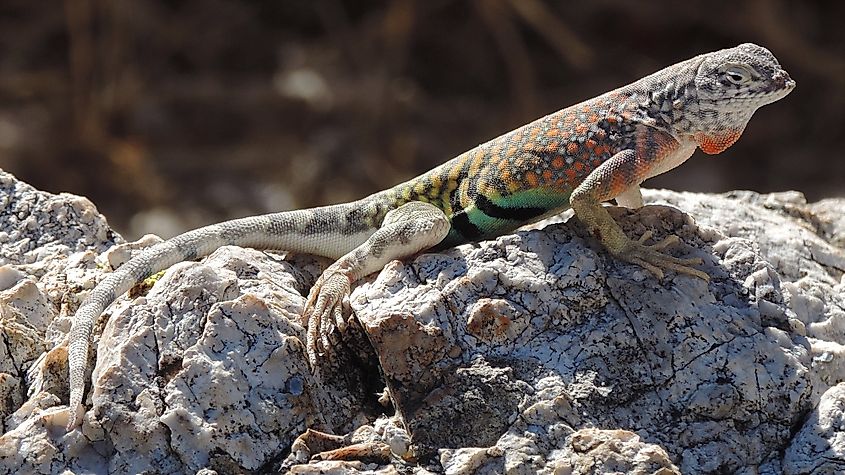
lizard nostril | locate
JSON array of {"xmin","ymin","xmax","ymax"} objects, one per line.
[{"xmin": 772, "ymin": 69, "xmax": 794, "ymax": 89}]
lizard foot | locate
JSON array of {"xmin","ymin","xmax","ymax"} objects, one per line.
[
  {"xmin": 303, "ymin": 266, "xmax": 351, "ymax": 367},
  {"xmin": 615, "ymin": 230, "xmax": 710, "ymax": 281}
]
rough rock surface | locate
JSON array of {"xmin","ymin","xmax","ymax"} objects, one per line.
[
  {"xmin": 783, "ymin": 382, "xmax": 845, "ymax": 474},
  {"xmin": 0, "ymin": 169, "xmax": 842, "ymax": 474}
]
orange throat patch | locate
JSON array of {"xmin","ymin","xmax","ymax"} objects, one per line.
[{"xmin": 694, "ymin": 129, "xmax": 743, "ymax": 155}]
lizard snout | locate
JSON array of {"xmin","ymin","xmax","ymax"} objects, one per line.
[{"xmin": 773, "ymin": 69, "xmax": 795, "ymax": 91}]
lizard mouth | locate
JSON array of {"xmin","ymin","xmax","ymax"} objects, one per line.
[
  {"xmin": 760, "ymin": 69, "xmax": 796, "ymax": 101},
  {"xmin": 734, "ymin": 76, "xmax": 794, "ymax": 106}
]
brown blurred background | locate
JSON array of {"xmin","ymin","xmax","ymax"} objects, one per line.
[{"xmin": 0, "ymin": 0, "xmax": 842, "ymax": 240}]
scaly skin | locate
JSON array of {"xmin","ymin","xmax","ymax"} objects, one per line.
[{"xmin": 62, "ymin": 43, "xmax": 794, "ymax": 430}]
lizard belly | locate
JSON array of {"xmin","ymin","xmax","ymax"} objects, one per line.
[{"xmin": 644, "ymin": 141, "xmax": 697, "ymax": 180}]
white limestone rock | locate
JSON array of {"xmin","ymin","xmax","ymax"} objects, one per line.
[
  {"xmin": 439, "ymin": 427, "xmax": 679, "ymax": 475},
  {"xmin": 783, "ymin": 382, "xmax": 845, "ymax": 474},
  {"xmin": 0, "ymin": 170, "xmax": 117, "ymax": 272},
  {"xmin": 84, "ymin": 247, "xmax": 322, "ymax": 473},
  {"xmin": 0, "ymin": 167, "xmax": 843, "ymax": 474},
  {"xmin": 647, "ymin": 190, "xmax": 845, "ymax": 403},
  {"xmin": 352, "ymin": 203, "xmax": 816, "ymax": 473},
  {"xmin": 0, "ymin": 170, "xmax": 344, "ymax": 473}
]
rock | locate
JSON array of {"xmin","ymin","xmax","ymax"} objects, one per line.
[
  {"xmin": 646, "ymin": 190, "xmax": 845, "ymax": 396},
  {"xmin": 353, "ymin": 201, "xmax": 815, "ymax": 473},
  {"xmin": 0, "ymin": 168, "xmax": 843, "ymax": 473},
  {"xmin": 0, "ymin": 170, "xmax": 358, "ymax": 473},
  {"xmin": 85, "ymin": 248, "xmax": 321, "ymax": 473},
  {"xmin": 783, "ymin": 382, "xmax": 845, "ymax": 474},
  {"xmin": 0, "ymin": 170, "xmax": 117, "ymax": 271}
]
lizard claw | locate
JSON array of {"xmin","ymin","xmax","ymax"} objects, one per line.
[
  {"xmin": 616, "ymin": 232, "xmax": 709, "ymax": 281},
  {"xmin": 303, "ymin": 268, "xmax": 351, "ymax": 367}
]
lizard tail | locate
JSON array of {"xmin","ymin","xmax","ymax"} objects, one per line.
[{"xmin": 66, "ymin": 203, "xmax": 383, "ymax": 430}]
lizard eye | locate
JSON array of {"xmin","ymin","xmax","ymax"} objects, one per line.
[{"xmin": 723, "ymin": 65, "xmax": 751, "ymax": 84}]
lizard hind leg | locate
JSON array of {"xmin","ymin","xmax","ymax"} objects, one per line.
[{"xmin": 303, "ymin": 201, "xmax": 450, "ymax": 367}]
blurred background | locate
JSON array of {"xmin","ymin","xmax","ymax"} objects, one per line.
[{"xmin": 0, "ymin": 0, "xmax": 842, "ymax": 240}]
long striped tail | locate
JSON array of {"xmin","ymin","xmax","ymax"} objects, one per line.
[{"xmin": 66, "ymin": 202, "xmax": 383, "ymax": 430}]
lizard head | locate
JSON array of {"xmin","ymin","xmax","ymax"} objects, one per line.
[{"xmin": 691, "ymin": 43, "xmax": 795, "ymax": 154}]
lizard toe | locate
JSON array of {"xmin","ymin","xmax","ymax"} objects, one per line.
[
  {"xmin": 618, "ymin": 235, "xmax": 709, "ymax": 281},
  {"xmin": 303, "ymin": 268, "xmax": 352, "ymax": 368}
]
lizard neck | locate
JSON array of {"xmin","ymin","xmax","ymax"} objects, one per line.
[
  {"xmin": 617, "ymin": 58, "xmax": 704, "ymax": 140},
  {"xmin": 618, "ymin": 57, "xmax": 753, "ymax": 155}
]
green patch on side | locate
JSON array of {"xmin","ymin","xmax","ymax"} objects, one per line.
[{"xmin": 491, "ymin": 188, "xmax": 572, "ymax": 211}]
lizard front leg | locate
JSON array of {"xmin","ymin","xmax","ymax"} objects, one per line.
[
  {"xmin": 570, "ymin": 148, "xmax": 709, "ymax": 281},
  {"xmin": 303, "ymin": 201, "xmax": 450, "ymax": 366},
  {"xmin": 614, "ymin": 184, "xmax": 644, "ymax": 209}
]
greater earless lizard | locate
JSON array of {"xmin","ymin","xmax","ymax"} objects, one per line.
[{"xmin": 64, "ymin": 43, "xmax": 795, "ymax": 429}]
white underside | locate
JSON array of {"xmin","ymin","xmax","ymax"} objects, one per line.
[{"xmin": 645, "ymin": 140, "xmax": 698, "ymax": 180}]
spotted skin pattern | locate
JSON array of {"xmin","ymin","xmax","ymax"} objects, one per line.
[
  {"xmin": 62, "ymin": 43, "xmax": 794, "ymax": 430},
  {"xmin": 385, "ymin": 98, "xmax": 631, "ymax": 243}
]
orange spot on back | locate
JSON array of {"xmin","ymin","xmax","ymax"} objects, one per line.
[
  {"xmin": 542, "ymin": 169, "xmax": 553, "ymax": 181},
  {"xmin": 585, "ymin": 139, "xmax": 597, "ymax": 149},
  {"xmin": 580, "ymin": 151, "xmax": 591, "ymax": 163},
  {"xmin": 548, "ymin": 140, "xmax": 560, "ymax": 151},
  {"xmin": 567, "ymin": 143, "xmax": 579, "ymax": 154},
  {"xmin": 552, "ymin": 156, "xmax": 564, "ymax": 169},
  {"xmin": 588, "ymin": 114, "xmax": 599, "ymax": 123},
  {"xmin": 525, "ymin": 171, "xmax": 539, "ymax": 187},
  {"xmin": 547, "ymin": 128, "xmax": 561, "ymax": 137},
  {"xmin": 575, "ymin": 124, "xmax": 588, "ymax": 135}
]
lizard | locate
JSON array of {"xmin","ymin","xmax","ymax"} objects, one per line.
[{"xmin": 62, "ymin": 43, "xmax": 795, "ymax": 430}]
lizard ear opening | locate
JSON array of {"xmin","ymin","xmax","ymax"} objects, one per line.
[{"xmin": 694, "ymin": 129, "xmax": 743, "ymax": 155}]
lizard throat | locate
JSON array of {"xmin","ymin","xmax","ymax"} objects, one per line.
[{"xmin": 694, "ymin": 129, "xmax": 743, "ymax": 155}]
